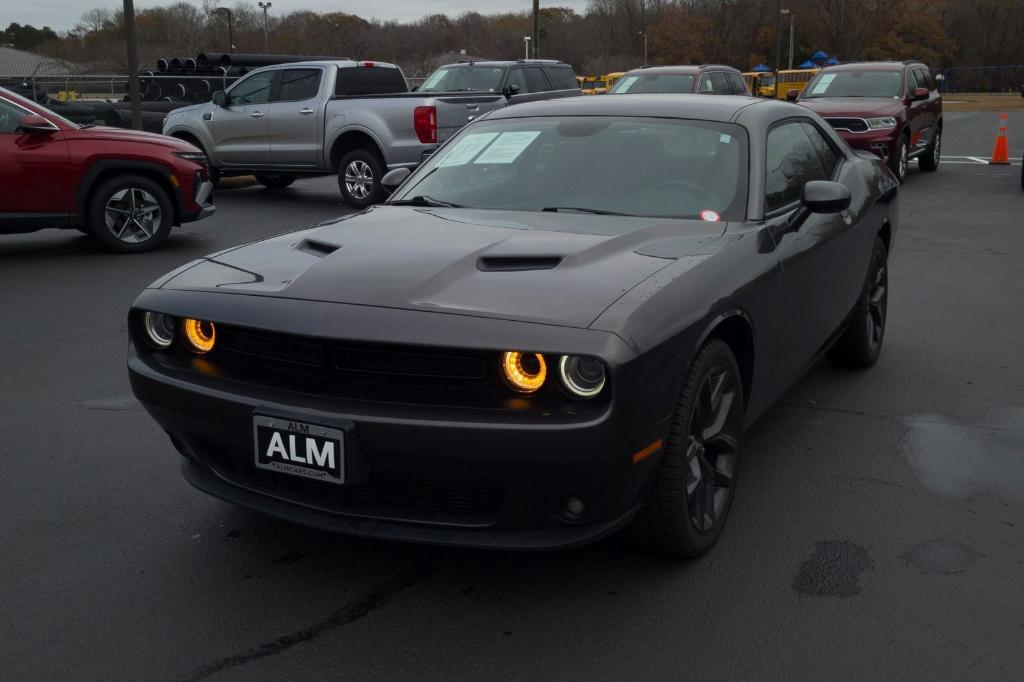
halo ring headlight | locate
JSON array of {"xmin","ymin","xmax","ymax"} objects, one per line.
[
  {"xmin": 501, "ymin": 351, "xmax": 547, "ymax": 393},
  {"xmin": 559, "ymin": 355, "xmax": 606, "ymax": 399},
  {"xmin": 183, "ymin": 318, "xmax": 216, "ymax": 354},
  {"xmin": 142, "ymin": 312, "xmax": 176, "ymax": 349}
]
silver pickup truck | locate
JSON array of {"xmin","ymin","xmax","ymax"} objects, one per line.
[{"xmin": 162, "ymin": 60, "xmax": 511, "ymax": 207}]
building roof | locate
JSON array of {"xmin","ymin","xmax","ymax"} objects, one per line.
[{"xmin": 0, "ymin": 46, "xmax": 83, "ymax": 76}]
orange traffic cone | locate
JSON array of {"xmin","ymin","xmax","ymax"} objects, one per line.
[{"xmin": 990, "ymin": 113, "xmax": 1010, "ymax": 165}]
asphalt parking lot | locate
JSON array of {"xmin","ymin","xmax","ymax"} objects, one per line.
[{"xmin": 2, "ymin": 112, "xmax": 1022, "ymax": 680}]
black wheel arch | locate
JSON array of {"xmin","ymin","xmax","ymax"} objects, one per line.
[
  {"xmin": 691, "ymin": 309, "xmax": 756, "ymax": 413},
  {"xmin": 75, "ymin": 160, "xmax": 184, "ymax": 226},
  {"xmin": 329, "ymin": 130, "xmax": 387, "ymax": 171}
]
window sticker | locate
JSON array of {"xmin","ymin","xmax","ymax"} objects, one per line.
[
  {"xmin": 438, "ymin": 132, "xmax": 500, "ymax": 167},
  {"xmin": 616, "ymin": 76, "xmax": 639, "ymax": 93},
  {"xmin": 811, "ymin": 74, "xmax": 835, "ymax": 95},
  {"xmin": 719, "ymin": 133, "xmax": 732, "ymax": 144},
  {"xmin": 474, "ymin": 131, "xmax": 541, "ymax": 164},
  {"xmin": 421, "ymin": 70, "xmax": 445, "ymax": 90}
]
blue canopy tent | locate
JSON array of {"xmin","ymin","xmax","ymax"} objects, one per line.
[
  {"xmin": 798, "ymin": 60, "xmax": 815, "ymax": 69},
  {"xmin": 811, "ymin": 50, "xmax": 830, "ymax": 61},
  {"xmin": 826, "ymin": 57, "xmax": 839, "ymax": 65},
  {"xmin": 751, "ymin": 63, "xmax": 771, "ymax": 72}
]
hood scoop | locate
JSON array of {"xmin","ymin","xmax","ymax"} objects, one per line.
[
  {"xmin": 296, "ymin": 239, "xmax": 340, "ymax": 257},
  {"xmin": 477, "ymin": 256, "xmax": 563, "ymax": 272}
]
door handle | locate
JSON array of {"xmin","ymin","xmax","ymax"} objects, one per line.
[
  {"xmin": 299, "ymin": 108, "xmax": 314, "ymax": 115},
  {"xmin": 250, "ymin": 111, "xmax": 265, "ymax": 119}
]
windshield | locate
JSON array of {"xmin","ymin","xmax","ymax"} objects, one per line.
[
  {"xmin": 419, "ymin": 66, "xmax": 505, "ymax": 93},
  {"xmin": 610, "ymin": 73, "xmax": 695, "ymax": 94},
  {"xmin": 391, "ymin": 116, "xmax": 748, "ymax": 222},
  {"xmin": 804, "ymin": 70, "xmax": 904, "ymax": 98}
]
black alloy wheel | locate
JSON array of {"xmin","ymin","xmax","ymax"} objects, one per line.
[
  {"xmin": 827, "ymin": 237, "xmax": 889, "ymax": 368},
  {"xmin": 632, "ymin": 339, "xmax": 744, "ymax": 557}
]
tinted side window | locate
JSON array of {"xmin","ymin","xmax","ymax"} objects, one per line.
[
  {"xmin": 506, "ymin": 68, "xmax": 527, "ymax": 93},
  {"xmin": 334, "ymin": 66, "xmax": 408, "ymax": 96},
  {"xmin": 543, "ymin": 67, "xmax": 577, "ymax": 90},
  {"xmin": 228, "ymin": 71, "xmax": 275, "ymax": 105},
  {"xmin": 800, "ymin": 122, "xmax": 840, "ymax": 179},
  {"xmin": 276, "ymin": 69, "xmax": 321, "ymax": 102},
  {"xmin": 728, "ymin": 73, "xmax": 749, "ymax": 94},
  {"xmin": 524, "ymin": 68, "xmax": 549, "ymax": 92},
  {"xmin": 709, "ymin": 71, "xmax": 730, "ymax": 94},
  {"xmin": 765, "ymin": 122, "xmax": 828, "ymax": 212},
  {"xmin": 698, "ymin": 74, "xmax": 715, "ymax": 93},
  {"xmin": 0, "ymin": 98, "xmax": 27, "ymax": 133}
]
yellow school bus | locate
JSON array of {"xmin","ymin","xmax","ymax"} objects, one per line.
[
  {"xmin": 741, "ymin": 72, "xmax": 776, "ymax": 97},
  {"xmin": 775, "ymin": 68, "xmax": 819, "ymax": 100}
]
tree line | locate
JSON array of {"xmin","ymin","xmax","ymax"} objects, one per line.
[{"xmin": 7, "ymin": 0, "xmax": 1024, "ymax": 77}]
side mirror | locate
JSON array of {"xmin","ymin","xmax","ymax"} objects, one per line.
[
  {"xmin": 19, "ymin": 114, "xmax": 55, "ymax": 133},
  {"xmin": 212, "ymin": 91, "xmax": 227, "ymax": 107},
  {"xmin": 786, "ymin": 89, "xmax": 799, "ymax": 102},
  {"xmin": 911, "ymin": 86, "xmax": 929, "ymax": 101},
  {"xmin": 802, "ymin": 180, "xmax": 851, "ymax": 214},
  {"xmin": 381, "ymin": 167, "xmax": 411, "ymax": 192},
  {"xmin": 502, "ymin": 83, "xmax": 521, "ymax": 98}
]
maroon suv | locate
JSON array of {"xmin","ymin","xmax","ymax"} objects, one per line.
[
  {"xmin": 796, "ymin": 61, "xmax": 942, "ymax": 183},
  {"xmin": 0, "ymin": 86, "xmax": 214, "ymax": 253}
]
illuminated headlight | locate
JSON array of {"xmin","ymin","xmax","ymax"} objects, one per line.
[
  {"xmin": 173, "ymin": 151, "xmax": 209, "ymax": 164},
  {"xmin": 866, "ymin": 117, "xmax": 897, "ymax": 130},
  {"xmin": 183, "ymin": 318, "xmax": 216, "ymax": 354},
  {"xmin": 142, "ymin": 312, "xmax": 176, "ymax": 349},
  {"xmin": 558, "ymin": 355, "xmax": 606, "ymax": 399},
  {"xmin": 501, "ymin": 351, "xmax": 547, "ymax": 393}
]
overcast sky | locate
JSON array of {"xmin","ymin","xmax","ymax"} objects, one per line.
[{"xmin": 4, "ymin": 1, "xmax": 592, "ymax": 33}]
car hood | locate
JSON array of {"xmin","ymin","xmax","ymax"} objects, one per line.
[
  {"xmin": 64, "ymin": 125, "xmax": 194, "ymax": 150},
  {"xmin": 158, "ymin": 206, "xmax": 729, "ymax": 328},
  {"xmin": 797, "ymin": 97, "xmax": 906, "ymax": 118}
]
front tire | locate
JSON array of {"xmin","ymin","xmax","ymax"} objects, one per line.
[
  {"xmin": 338, "ymin": 149, "xmax": 385, "ymax": 208},
  {"xmin": 631, "ymin": 339, "xmax": 744, "ymax": 557},
  {"xmin": 890, "ymin": 133, "xmax": 909, "ymax": 183},
  {"xmin": 86, "ymin": 174, "xmax": 173, "ymax": 254},
  {"xmin": 827, "ymin": 237, "xmax": 889, "ymax": 368},
  {"xmin": 255, "ymin": 173, "xmax": 296, "ymax": 189},
  {"xmin": 918, "ymin": 127, "xmax": 941, "ymax": 171}
]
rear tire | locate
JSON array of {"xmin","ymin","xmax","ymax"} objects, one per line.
[
  {"xmin": 338, "ymin": 148, "xmax": 385, "ymax": 208},
  {"xmin": 86, "ymin": 174, "xmax": 173, "ymax": 254},
  {"xmin": 918, "ymin": 127, "xmax": 941, "ymax": 171},
  {"xmin": 827, "ymin": 237, "xmax": 889, "ymax": 368},
  {"xmin": 255, "ymin": 173, "xmax": 296, "ymax": 189},
  {"xmin": 631, "ymin": 339, "xmax": 744, "ymax": 557}
]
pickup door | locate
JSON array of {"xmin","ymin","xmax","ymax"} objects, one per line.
[
  {"xmin": 267, "ymin": 67, "xmax": 324, "ymax": 167},
  {"xmin": 213, "ymin": 70, "xmax": 274, "ymax": 167}
]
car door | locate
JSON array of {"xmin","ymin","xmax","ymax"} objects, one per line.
[
  {"xmin": 765, "ymin": 120, "xmax": 856, "ymax": 384},
  {"xmin": 0, "ymin": 98, "xmax": 72, "ymax": 229},
  {"xmin": 267, "ymin": 67, "xmax": 323, "ymax": 167},
  {"xmin": 507, "ymin": 67, "xmax": 554, "ymax": 105},
  {"xmin": 910, "ymin": 67, "xmax": 938, "ymax": 151},
  {"xmin": 211, "ymin": 69, "xmax": 275, "ymax": 167}
]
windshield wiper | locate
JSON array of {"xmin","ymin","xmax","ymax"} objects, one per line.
[
  {"xmin": 541, "ymin": 206, "xmax": 634, "ymax": 216},
  {"xmin": 389, "ymin": 195, "xmax": 463, "ymax": 208}
]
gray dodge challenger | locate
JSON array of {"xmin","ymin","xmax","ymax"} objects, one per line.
[{"xmin": 128, "ymin": 95, "xmax": 898, "ymax": 555}]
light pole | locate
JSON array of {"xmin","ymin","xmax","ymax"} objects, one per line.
[
  {"xmin": 258, "ymin": 2, "xmax": 272, "ymax": 52},
  {"xmin": 524, "ymin": 35, "xmax": 531, "ymax": 60},
  {"xmin": 122, "ymin": 0, "xmax": 141, "ymax": 130},
  {"xmin": 781, "ymin": 9, "xmax": 794, "ymax": 70},
  {"xmin": 212, "ymin": 7, "xmax": 234, "ymax": 54},
  {"xmin": 774, "ymin": 0, "xmax": 782, "ymax": 74},
  {"xmin": 638, "ymin": 30, "xmax": 647, "ymax": 66},
  {"xmin": 532, "ymin": 0, "xmax": 539, "ymax": 59}
]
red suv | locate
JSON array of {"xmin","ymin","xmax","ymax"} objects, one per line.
[
  {"xmin": 796, "ymin": 61, "xmax": 942, "ymax": 183},
  {"xmin": 0, "ymin": 87, "xmax": 214, "ymax": 253}
]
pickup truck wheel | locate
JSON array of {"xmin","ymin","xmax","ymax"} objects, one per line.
[
  {"xmin": 255, "ymin": 174, "xmax": 296, "ymax": 190},
  {"xmin": 338, "ymin": 149, "xmax": 384, "ymax": 208},
  {"xmin": 86, "ymin": 174, "xmax": 173, "ymax": 254}
]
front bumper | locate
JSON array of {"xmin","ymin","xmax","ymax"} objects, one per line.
[
  {"xmin": 837, "ymin": 129, "xmax": 899, "ymax": 163},
  {"xmin": 181, "ymin": 179, "xmax": 216, "ymax": 223},
  {"xmin": 128, "ymin": 344, "xmax": 665, "ymax": 550}
]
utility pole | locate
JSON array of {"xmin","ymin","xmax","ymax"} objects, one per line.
[
  {"xmin": 213, "ymin": 7, "xmax": 234, "ymax": 54},
  {"xmin": 638, "ymin": 30, "xmax": 647, "ymax": 65},
  {"xmin": 122, "ymin": 0, "xmax": 142, "ymax": 130},
  {"xmin": 774, "ymin": 0, "xmax": 782, "ymax": 75},
  {"xmin": 532, "ymin": 0, "xmax": 539, "ymax": 59},
  {"xmin": 781, "ymin": 9, "xmax": 794, "ymax": 70},
  {"xmin": 258, "ymin": 2, "xmax": 272, "ymax": 52}
]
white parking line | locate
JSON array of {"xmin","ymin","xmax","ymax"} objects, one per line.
[{"xmin": 942, "ymin": 155, "xmax": 1022, "ymax": 165}]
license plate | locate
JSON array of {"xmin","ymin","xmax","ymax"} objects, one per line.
[{"xmin": 253, "ymin": 416, "xmax": 345, "ymax": 485}]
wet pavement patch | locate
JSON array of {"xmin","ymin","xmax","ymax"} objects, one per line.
[
  {"xmin": 901, "ymin": 540, "xmax": 983, "ymax": 575},
  {"xmin": 792, "ymin": 540, "xmax": 874, "ymax": 597}
]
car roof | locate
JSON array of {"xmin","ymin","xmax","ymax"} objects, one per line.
[
  {"xmin": 624, "ymin": 64, "xmax": 741, "ymax": 75},
  {"xmin": 442, "ymin": 60, "xmax": 567, "ymax": 68},
  {"xmin": 822, "ymin": 61, "xmax": 921, "ymax": 72},
  {"xmin": 485, "ymin": 93, "xmax": 778, "ymax": 123},
  {"xmin": 251, "ymin": 60, "xmax": 402, "ymax": 71}
]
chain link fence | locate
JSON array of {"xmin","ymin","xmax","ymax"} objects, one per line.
[{"xmin": 940, "ymin": 65, "xmax": 1024, "ymax": 94}]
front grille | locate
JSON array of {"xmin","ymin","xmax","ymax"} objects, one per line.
[
  {"xmin": 825, "ymin": 117, "xmax": 869, "ymax": 133},
  {"xmin": 202, "ymin": 445, "xmax": 505, "ymax": 526}
]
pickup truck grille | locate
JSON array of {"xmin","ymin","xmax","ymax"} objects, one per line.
[{"xmin": 825, "ymin": 117, "xmax": 869, "ymax": 133}]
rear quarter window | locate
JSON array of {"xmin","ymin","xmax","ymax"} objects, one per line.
[
  {"xmin": 543, "ymin": 67, "xmax": 577, "ymax": 91},
  {"xmin": 335, "ymin": 66, "xmax": 409, "ymax": 96}
]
